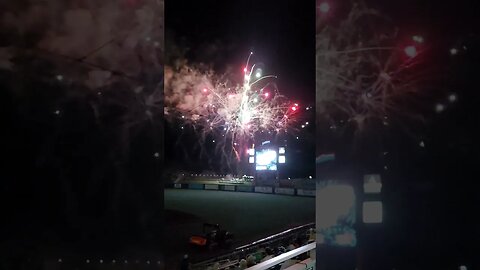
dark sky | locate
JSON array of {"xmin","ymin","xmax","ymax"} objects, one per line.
[{"xmin": 166, "ymin": 0, "xmax": 316, "ymax": 104}]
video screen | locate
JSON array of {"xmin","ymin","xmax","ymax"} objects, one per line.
[
  {"xmin": 316, "ymin": 180, "xmax": 356, "ymax": 247},
  {"xmin": 255, "ymin": 149, "xmax": 277, "ymax": 171}
]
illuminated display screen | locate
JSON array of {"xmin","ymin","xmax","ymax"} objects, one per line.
[
  {"xmin": 279, "ymin": 155, "xmax": 286, "ymax": 164},
  {"xmin": 255, "ymin": 149, "xmax": 277, "ymax": 171},
  {"xmin": 316, "ymin": 181, "xmax": 356, "ymax": 247}
]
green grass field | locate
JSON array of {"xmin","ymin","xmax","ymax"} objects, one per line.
[{"xmin": 164, "ymin": 189, "xmax": 314, "ymax": 264}]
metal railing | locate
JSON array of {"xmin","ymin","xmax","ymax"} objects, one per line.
[
  {"xmin": 191, "ymin": 223, "xmax": 314, "ymax": 270},
  {"xmin": 245, "ymin": 242, "xmax": 315, "ymax": 270}
]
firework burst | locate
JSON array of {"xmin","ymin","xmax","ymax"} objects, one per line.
[
  {"xmin": 316, "ymin": 3, "xmax": 429, "ymax": 137},
  {"xmin": 165, "ymin": 52, "xmax": 301, "ymax": 167}
]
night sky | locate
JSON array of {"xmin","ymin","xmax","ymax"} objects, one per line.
[
  {"xmin": 165, "ymin": 0, "xmax": 316, "ymax": 175},
  {"xmin": 166, "ymin": 0, "xmax": 315, "ymax": 103},
  {"xmin": 1, "ymin": 0, "xmax": 479, "ymax": 268}
]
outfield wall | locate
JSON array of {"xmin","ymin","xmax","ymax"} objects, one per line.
[{"xmin": 166, "ymin": 183, "xmax": 314, "ymax": 197}]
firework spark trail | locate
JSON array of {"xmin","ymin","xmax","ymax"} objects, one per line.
[
  {"xmin": 165, "ymin": 53, "xmax": 300, "ymax": 168},
  {"xmin": 316, "ymin": 3, "xmax": 427, "ymax": 135}
]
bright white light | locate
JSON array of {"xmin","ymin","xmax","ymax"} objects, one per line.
[
  {"xmin": 279, "ymin": 147, "xmax": 285, "ymax": 154},
  {"xmin": 256, "ymin": 150, "xmax": 277, "ymax": 165},
  {"xmin": 363, "ymin": 201, "xmax": 383, "ymax": 223},
  {"xmin": 54, "ymin": 110, "xmax": 60, "ymax": 115},
  {"xmin": 153, "ymin": 152, "xmax": 159, "ymax": 158},
  {"xmin": 363, "ymin": 174, "xmax": 382, "ymax": 193},
  {"xmin": 448, "ymin": 94, "xmax": 457, "ymax": 102},
  {"xmin": 212, "ymin": 140, "xmax": 215, "ymax": 143},
  {"xmin": 253, "ymin": 97, "xmax": 258, "ymax": 102},
  {"xmin": 279, "ymin": 155, "xmax": 286, "ymax": 163},
  {"xmin": 450, "ymin": 48, "xmax": 458, "ymax": 55},
  {"xmin": 181, "ymin": 115, "xmax": 185, "ymax": 118},
  {"xmin": 296, "ymin": 136, "xmax": 299, "ymax": 140},
  {"xmin": 249, "ymin": 156, "xmax": 255, "ymax": 163},
  {"xmin": 255, "ymin": 72, "xmax": 261, "ymax": 78},
  {"xmin": 240, "ymin": 109, "xmax": 252, "ymax": 124},
  {"xmin": 244, "ymin": 74, "xmax": 250, "ymax": 81},
  {"xmin": 305, "ymin": 122, "xmax": 309, "ymax": 125},
  {"xmin": 319, "ymin": 2, "xmax": 330, "ymax": 13},
  {"xmin": 435, "ymin": 103, "xmax": 445, "ymax": 113},
  {"xmin": 256, "ymin": 149, "xmax": 277, "ymax": 170},
  {"xmin": 248, "ymin": 148, "xmax": 255, "ymax": 156},
  {"xmin": 405, "ymin": 46, "xmax": 417, "ymax": 58},
  {"xmin": 309, "ymin": 176, "xmax": 313, "ymax": 179},
  {"xmin": 412, "ymin": 35, "xmax": 424, "ymax": 43}
]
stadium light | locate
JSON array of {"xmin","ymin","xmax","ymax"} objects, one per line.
[
  {"xmin": 363, "ymin": 174, "xmax": 382, "ymax": 193},
  {"xmin": 363, "ymin": 201, "xmax": 383, "ymax": 223}
]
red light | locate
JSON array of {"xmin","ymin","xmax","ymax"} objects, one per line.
[
  {"xmin": 264, "ymin": 92, "xmax": 269, "ymax": 97},
  {"xmin": 203, "ymin": 88, "xmax": 208, "ymax": 93},
  {"xmin": 292, "ymin": 106, "xmax": 297, "ymax": 111},
  {"xmin": 244, "ymin": 67, "xmax": 247, "ymax": 73}
]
